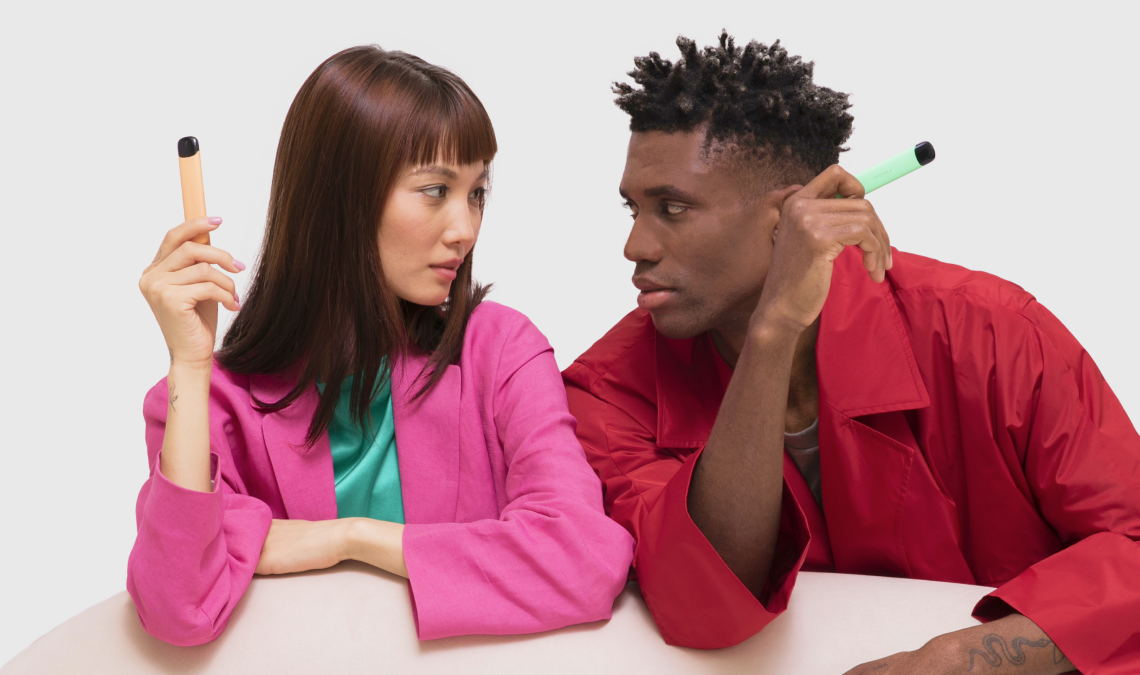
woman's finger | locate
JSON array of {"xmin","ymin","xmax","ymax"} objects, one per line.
[
  {"xmin": 155, "ymin": 241, "xmax": 246, "ymax": 275},
  {"xmin": 174, "ymin": 281, "xmax": 240, "ymax": 313},
  {"xmin": 163, "ymin": 262, "xmax": 239, "ymax": 299},
  {"xmin": 152, "ymin": 217, "xmax": 222, "ymax": 266}
]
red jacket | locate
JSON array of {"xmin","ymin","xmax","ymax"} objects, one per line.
[{"xmin": 564, "ymin": 248, "xmax": 1140, "ymax": 675}]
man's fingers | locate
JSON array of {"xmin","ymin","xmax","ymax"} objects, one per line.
[
  {"xmin": 152, "ymin": 217, "xmax": 222, "ymax": 265},
  {"xmin": 801, "ymin": 201, "xmax": 891, "ymax": 277},
  {"xmin": 810, "ymin": 212, "xmax": 889, "ymax": 283},
  {"xmin": 797, "ymin": 164, "xmax": 865, "ymax": 201}
]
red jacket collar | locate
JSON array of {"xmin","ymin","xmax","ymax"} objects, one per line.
[{"xmin": 656, "ymin": 247, "xmax": 930, "ymax": 445}]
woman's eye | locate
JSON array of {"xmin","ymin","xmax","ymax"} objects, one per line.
[
  {"xmin": 423, "ymin": 185, "xmax": 446, "ymax": 198},
  {"xmin": 469, "ymin": 187, "xmax": 486, "ymax": 203},
  {"xmin": 663, "ymin": 203, "xmax": 686, "ymax": 216}
]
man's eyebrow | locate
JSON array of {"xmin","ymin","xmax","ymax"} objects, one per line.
[
  {"xmin": 411, "ymin": 165, "xmax": 459, "ymax": 179},
  {"xmin": 643, "ymin": 185, "xmax": 701, "ymax": 203}
]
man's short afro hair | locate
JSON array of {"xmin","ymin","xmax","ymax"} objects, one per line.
[{"xmin": 613, "ymin": 31, "xmax": 854, "ymax": 174}]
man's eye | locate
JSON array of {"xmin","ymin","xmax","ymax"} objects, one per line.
[
  {"xmin": 423, "ymin": 185, "xmax": 446, "ymax": 198},
  {"xmin": 664, "ymin": 204, "xmax": 686, "ymax": 215},
  {"xmin": 622, "ymin": 201, "xmax": 639, "ymax": 218}
]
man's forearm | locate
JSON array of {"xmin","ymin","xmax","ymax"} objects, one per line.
[
  {"xmin": 941, "ymin": 614, "xmax": 1074, "ymax": 675},
  {"xmin": 844, "ymin": 613, "xmax": 1076, "ymax": 675},
  {"xmin": 687, "ymin": 323, "xmax": 800, "ymax": 597}
]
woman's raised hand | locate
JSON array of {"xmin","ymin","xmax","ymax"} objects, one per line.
[{"xmin": 140, "ymin": 217, "xmax": 244, "ymax": 370}]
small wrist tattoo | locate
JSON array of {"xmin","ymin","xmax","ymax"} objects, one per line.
[{"xmin": 967, "ymin": 634, "xmax": 1051, "ymax": 671}]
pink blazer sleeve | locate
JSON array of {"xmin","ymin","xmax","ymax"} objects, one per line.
[
  {"xmin": 126, "ymin": 379, "xmax": 272, "ymax": 646},
  {"xmin": 401, "ymin": 315, "xmax": 636, "ymax": 639}
]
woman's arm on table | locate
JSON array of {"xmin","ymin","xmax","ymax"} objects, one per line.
[
  {"xmin": 254, "ymin": 517, "xmax": 408, "ymax": 578},
  {"xmin": 397, "ymin": 311, "xmax": 634, "ymax": 639}
]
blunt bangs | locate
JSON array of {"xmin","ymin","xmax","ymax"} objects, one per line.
[{"xmin": 363, "ymin": 53, "xmax": 498, "ymax": 173}]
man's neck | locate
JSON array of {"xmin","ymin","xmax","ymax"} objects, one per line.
[{"xmin": 711, "ymin": 319, "xmax": 820, "ymax": 434}]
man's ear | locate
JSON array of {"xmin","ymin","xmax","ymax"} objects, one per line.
[{"xmin": 767, "ymin": 184, "xmax": 803, "ymax": 243}]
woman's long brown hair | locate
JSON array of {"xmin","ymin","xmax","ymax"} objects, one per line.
[{"xmin": 217, "ymin": 46, "xmax": 496, "ymax": 447}]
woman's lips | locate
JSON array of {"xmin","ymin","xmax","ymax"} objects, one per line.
[{"xmin": 431, "ymin": 266, "xmax": 458, "ymax": 282}]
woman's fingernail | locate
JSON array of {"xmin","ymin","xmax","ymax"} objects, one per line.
[
  {"xmin": 208, "ymin": 217, "xmax": 223, "ymax": 225},
  {"xmin": 234, "ymin": 293, "xmax": 240, "ymax": 304},
  {"xmin": 233, "ymin": 259, "xmax": 246, "ymax": 271}
]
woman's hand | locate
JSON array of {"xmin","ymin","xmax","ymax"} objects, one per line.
[
  {"xmin": 256, "ymin": 519, "xmax": 353, "ymax": 576},
  {"xmin": 139, "ymin": 216, "xmax": 244, "ymax": 370},
  {"xmin": 142, "ymin": 216, "xmax": 244, "ymax": 492}
]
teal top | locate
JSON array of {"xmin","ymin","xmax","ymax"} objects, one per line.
[{"xmin": 318, "ymin": 375, "xmax": 405, "ymax": 524}]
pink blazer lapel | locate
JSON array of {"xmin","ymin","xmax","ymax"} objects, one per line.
[
  {"xmin": 250, "ymin": 371, "xmax": 337, "ymax": 521},
  {"xmin": 391, "ymin": 354, "xmax": 461, "ymax": 524}
]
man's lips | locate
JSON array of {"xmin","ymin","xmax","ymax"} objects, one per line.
[{"xmin": 633, "ymin": 277, "xmax": 676, "ymax": 310}]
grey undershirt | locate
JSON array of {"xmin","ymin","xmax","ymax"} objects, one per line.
[{"xmin": 784, "ymin": 418, "xmax": 822, "ymax": 508}]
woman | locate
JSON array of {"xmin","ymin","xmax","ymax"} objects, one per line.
[{"xmin": 131, "ymin": 46, "xmax": 634, "ymax": 646}]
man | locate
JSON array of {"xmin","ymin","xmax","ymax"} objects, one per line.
[{"xmin": 564, "ymin": 33, "xmax": 1139, "ymax": 675}]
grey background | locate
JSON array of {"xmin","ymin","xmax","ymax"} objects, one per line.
[{"xmin": 1, "ymin": 0, "xmax": 1136, "ymax": 665}]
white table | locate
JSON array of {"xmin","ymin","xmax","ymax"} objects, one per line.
[{"xmin": 2, "ymin": 563, "xmax": 993, "ymax": 674}]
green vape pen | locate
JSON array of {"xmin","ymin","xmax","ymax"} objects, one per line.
[{"xmin": 841, "ymin": 142, "xmax": 936, "ymax": 196}]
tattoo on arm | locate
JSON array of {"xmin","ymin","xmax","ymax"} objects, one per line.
[
  {"xmin": 169, "ymin": 383, "xmax": 178, "ymax": 412},
  {"xmin": 967, "ymin": 634, "xmax": 1051, "ymax": 671}
]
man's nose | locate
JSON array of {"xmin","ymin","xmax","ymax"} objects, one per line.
[{"xmin": 623, "ymin": 216, "xmax": 662, "ymax": 264}]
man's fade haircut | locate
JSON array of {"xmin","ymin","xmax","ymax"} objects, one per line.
[{"xmin": 613, "ymin": 31, "xmax": 854, "ymax": 178}]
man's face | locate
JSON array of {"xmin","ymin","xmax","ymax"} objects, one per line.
[{"xmin": 619, "ymin": 130, "xmax": 783, "ymax": 340}]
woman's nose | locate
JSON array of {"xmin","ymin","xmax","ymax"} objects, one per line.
[{"xmin": 444, "ymin": 201, "xmax": 479, "ymax": 252}]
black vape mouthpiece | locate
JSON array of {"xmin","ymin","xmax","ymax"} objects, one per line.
[
  {"xmin": 178, "ymin": 136, "xmax": 200, "ymax": 158},
  {"xmin": 915, "ymin": 141, "xmax": 935, "ymax": 166}
]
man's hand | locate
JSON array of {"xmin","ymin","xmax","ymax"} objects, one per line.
[
  {"xmin": 753, "ymin": 164, "xmax": 891, "ymax": 335},
  {"xmin": 842, "ymin": 614, "xmax": 1076, "ymax": 675}
]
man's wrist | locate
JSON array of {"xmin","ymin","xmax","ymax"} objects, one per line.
[{"xmin": 746, "ymin": 314, "xmax": 805, "ymax": 350}]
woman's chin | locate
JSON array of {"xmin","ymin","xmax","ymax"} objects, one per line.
[{"xmin": 398, "ymin": 288, "xmax": 450, "ymax": 307}]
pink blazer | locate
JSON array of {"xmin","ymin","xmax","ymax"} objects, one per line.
[{"xmin": 127, "ymin": 302, "xmax": 635, "ymax": 646}]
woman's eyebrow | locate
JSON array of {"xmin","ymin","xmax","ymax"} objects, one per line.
[
  {"xmin": 411, "ymin": 165, "xmax": 459, "ymax": 179},
  {"xmin": 411, "ymin": 165, "xmax": 489, "ymax": 181}
]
